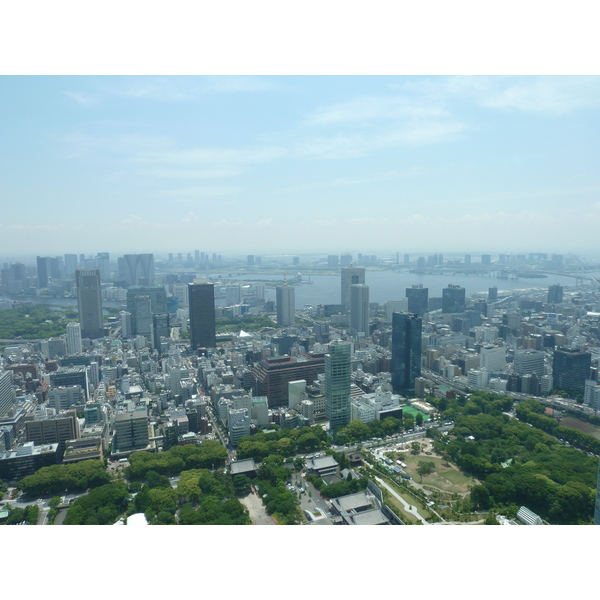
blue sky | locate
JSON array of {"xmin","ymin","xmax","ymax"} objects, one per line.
[{"xmin": 2, "ymin": 75, "xmax": 600, "ymax": 259}]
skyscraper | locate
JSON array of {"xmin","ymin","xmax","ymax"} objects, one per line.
[
  {"xmin": 406, "ymin": 284, "xmax": 428, "ymax": 316},
  {"xmin": 442, "ymin": 284, "xmax": 466, "ymax": 314},
  {"xmin": 64, "ymin": 254, "xmax": 78, "ymax": 277},
  {"xmin": 548, "ymin": 284, "xmax": 564, "ymax": 304},
  {"xmin": 36, "ymin": 256, "xmax": 50, "ymax": 288},
  {"xmin": 188, "ymin": 282, "xmax": 216, "ymax": 349},
  {"xmin": 325, "ymin": 341, "xmax": 352, "ymax": 429},
  {"xmin": 276, "ymin": 285, "xmax": 295, "ymax": 327},
  {"xmin": 392, "ymin": 312, "xmax": 422, "ymax": 393},
  {"xmin": 66, "ymin": 322, "xmax": 82, "ymax": 355},
  {"xmin": 0, "ymin": 370, "xmax": 16, "ymax": 419},
  {"xmin": 132, "ymin": 295, "xmax": 153, "ymax": 345},
  {"xmin": 488, "ymin": 286, "xmax": 498, "ymax": 302},
  {"xmin": 119, "ymin": 253, "xmax": 155, "ymax": 286},
  {"xmin": 552, "ymin": 348, "xmax": 591, "ymax": 393},
  {"xmin": 341, "ymin": 266, "xmax": 365, "ymax": 311},
  {"xmin": 349, "ymin": 284, "xmax": 369, "ymax": 336},
  {"xmin": 76, "ymin": 268, "xmax": 104, "ymax": 339},
  {"xmin": 126, "ymin": 286, "xmax": 167, "ymax": 336}
]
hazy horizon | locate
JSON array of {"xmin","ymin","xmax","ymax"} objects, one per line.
[{"xmin": 2, "ymin": 76, "xmax": 600, "ymax": 257}]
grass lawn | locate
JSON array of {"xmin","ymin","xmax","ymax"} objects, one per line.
[
  {"xmin": 402, "ymin": 454, "xmax": 476, "ymax": 493},
  {"xmin": 378, "ymin": 474, "xmax": 433, "ymax": 520}
]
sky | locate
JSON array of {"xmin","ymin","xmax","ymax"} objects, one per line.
[{"xmin": 2, "ymin": 75, "xmax": 600, "ymax": 259}]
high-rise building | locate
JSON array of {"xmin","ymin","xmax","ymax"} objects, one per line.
[
  {"xmin": 464, "ymin": 254, "xmax": 471, "ymax": 266},
  {"xmin": 442, "ymin": 284, "xmax": 466, "ymax": 314},
  {"xmin": 64, "ymin": 254, "xmax": 78, "ymax": 277},
  {"xmin": 132, "ymin": 295, "xmax": 153, "ymax": 344},
  {"xmin": 119, "ymin": 253, "xmax": 155, "ymax": 286},
  {"xmin": 513, "ymin": 350, "xmax": 545, "ymax": 377},
  {"xmin": 349, "ymin": 284, "xmax": 369, "ymax": 336},
  {"xmin": 552, "ymin": 348, "xmax": 591, "ymax": 393},
  {"xmin": 120, "ymin": 310, "xmax": 133, "ymax": 338},
  {"xmin": 66, "ymin": 322, "xmax": 82, "ymax": 355},
  {"xmin": 325, "ymin": 341, "xmax": 352, "ymax": 429},
  {"xmin": 76, "ymin": 268, "xmax": 104, "ymax": 339},
  {"xmin": 327, "ymin": 255, "xmax": 339, "ymax": 268},
  {"xmin": 392, "ymin": 312, "xmax": 422, "ymax": 393},
  {"xmin": 481, "ymin": 254, "xmax": 492, "ymax": 265},
  {"xmin": 188, "ymin": 282, "xmax": 216, "ymax": 349},
  {"xmin": 126, "ymin": 286, "xmax": 167, "ymax": 315},
  {"xmin": 225, "ymin": 284, "xmax": 241, "ymax": 307},
  {"xmin": 340, "ymin": 254, "xmax": 352, "ymax": 268},
  {"xmin": 406, "ymin": 284, "xmax": 428, "ymax": 316},
  {"xmin": 36, "ymin": 256, "xmax": 51, "ymax": 288},
  {"xmin": 488, "ymin": 286, "xmax": 498, "ymax": 302},
  {"xmin": 0, "ymin": 370, "xmax": 16, "ymax": 419},
  {"xmin": 153, "ymin": 313, "xmax": 170, "ymax": 349},
  {"xmin": 276, "ymin": 285, "xmax": 295, "ymax": 327},
  {"xmin": 341, "ymin": 267, "xmax": 365, "ymax": 311},
  {"xmin": 548, "ymin": 284, "xmax": 564, "ymax": 304},
  {"xmin": 251, "ymin": 354, "xmax": 325, "ymax": 407},
  {"xmin": 114, "ymin": 405, "xmax": 148, "ymax": 452}
]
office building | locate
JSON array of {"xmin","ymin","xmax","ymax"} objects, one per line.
[
  {"xmin": 0, "ymin": 371, "xmax": 16, "ymax": 419},
  {"xmin": 131, "ymin": 295, "xmax": 153, "ymax": 344},
  {"xmin": 228, "ymin": 408, "xmax": 250, "ymax": 447},
  {"xmin": 76, "ymin": 268, "xmax": 104, "ymax": 339},
  {"xmin": 225, "ymin": 284, "xmax": 241, "ymax": 307},
  {"xmin": 513, "ymin": 350, "xmax": 545, "ymax": 377},
  {"xmin": 188, "ymin": 282, "xmax": 216, "ymax": 349},
  {"xmin": 36, "ymin": 256, "xmax": 51, "ymax": 288},
  {"xmin": 25, "ymin": 409, "xmax": 80, "ymax": 451},
  {"xmin": 126, "ymin": 286, "xmax": 167, "ymax": 317},
  {"xmin": 385, "ymin": 300, "xmax": 408, "ymax": 322},
  {"xmin": 548, "ymin": 284, "xmax": 564, "ymax": 304},
  {"xmin": 406, "ymin": 284, "xmax": 428, "ymax": 316},
  {"xmin": 49, "ymin": 367, "xmax": 90, "ymax": 400},
  {"xmin": 488, "ymin": 286, "xmax": 498, "ymax": 302},
  {"xmin": 349, "ymin": 284, "xmax": 370, "ymax": 336},
  {"xmin": 276, "ymin": 285, "xmax": 295, "ymax": 327},
  {"xmin": 114, "ymin": 405, "xmax": 149, "ymax": 452},
  {"xmin": 0, "ymin": 442, "xmax": 60, "ymax": 482},
  {"xmin": 252, "ymin": 354, "xmax": 325, "ymax": 407},
  {"xmin": 119, "ymin": 253, "xmax": 155, "ymax": 286},
  {"xmin": 120, "ymin": 310, "xmax": 133, "ymax": 338},
  {"xmin": 442, "ymin": 284, "xmax": 466, "ymax": 314},
  {"xmin": 552, "ymin": 348, "xmax": 591, "ymax": 393},
  {"xmin": 325, "ymin": 341, "xmax": 352, "ymax": 430},
  {"xmin": 48, "ymin": 385, "xmax": 84, "ymax": 412},
  {"xmin": 153, "ymin": 313, "xmax": 170, "ymax": 349},
  {"xmin": 391, "ymin": 312, "xmax": 422, "ymax": 393},
  {"xmin": 481, "ymin": 254, "xmax": 491, "ymax": 265},
  {"xmin": 64, "ymin": 253, "xmax": 78, "ymax": 277},
  {"xmin": 341, "ymin": 267, "xmax": 365, "ymax": 311},
  {"xmin": 66, "ymin": 322, "xmax": 82, "ymax": 355}
]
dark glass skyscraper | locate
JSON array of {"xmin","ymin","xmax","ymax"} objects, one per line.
[
  {"xmin": 392, "ymin": 312, "xmax": 422, "ymax": 393},
  {"xmin": 406, "ymin": 284, "xmax": 428, "ymax": 316},
  {"xmin": 188, "ymin": 282, "xmax": 216, "ymax": 349},
  {"xmin": 442, "ymin": 284, "xmax": 466, "ymax": 314},
  {"xmin": 76, "ymin": 268, "xmax": 104, "ymax": 339},
  {"xmin": 552, "ymin": 348, "xmax": 591, "ymax": 393}
]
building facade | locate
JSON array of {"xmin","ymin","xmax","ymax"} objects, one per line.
[
  {"xmin": 391, "ymin": 312, "xmax": 422, "ymax": 393},
  {"xmin": 188, "ymin": 282, "xmax": 216, "ymax": 349},
  {"xmin": 325, "ymin": 341, "xmax": 352, "ymax": 429},
  {"xmin": 276, "ymin": 285, "xmax": 295, "ymax": 327},
  {"xmin": 349, "ymin": 284, "xmax": 370, "ymax": 336},
  {"xmin": 76, "ymin": 268, "xmax": 104, "ymax": 339},
  {"xmin": 341, "ymin": 267, "xmax": 365, "ymax": 311}
]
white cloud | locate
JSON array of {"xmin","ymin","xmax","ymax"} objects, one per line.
[
  {"xmin": 304, "ymin": 94, "xmax": 448, "ymax": 125},
  {"xmin": 64, "ymin": 91, "xmax": 97, "ymax": 105}
]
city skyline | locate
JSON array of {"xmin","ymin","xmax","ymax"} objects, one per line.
[{"xmin": 2, "ymin": 76, "xmax": 600, "ymax": 257}]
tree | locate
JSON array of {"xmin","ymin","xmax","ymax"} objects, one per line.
[
  {"xmin": 416, "ymin": 461, "xmax": 435, "ymax": 482},
  {"xmin": 233, "ymin": 474, "xmax": 251, "ymax": 496},
  {"xmin": 415, "ymin": 413, "xmax": 424, "ymax": 427},
  {"xmin": 411, "ymin": 442, "xmax": 421, "ymax": 455}
]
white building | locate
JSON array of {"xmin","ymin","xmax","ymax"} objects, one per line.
[
  {"xmin": 66, "ymin": 322, "xmax": 82, "ymax": 355},
  {"xmin": 480, "ymin": 344, "xmax": 506, "ymax": 372},
  {"xmin": 513, "ymin": 350, "xmax": 545, "ymax": 377},
  {"xmin": 467, "ymin": 368, "xmax": 489, "ymax": 390}
]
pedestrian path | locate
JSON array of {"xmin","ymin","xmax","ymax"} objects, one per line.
[{"xmin": 374, "ymin": 476, "xmax": 429, "ymax": 525}]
